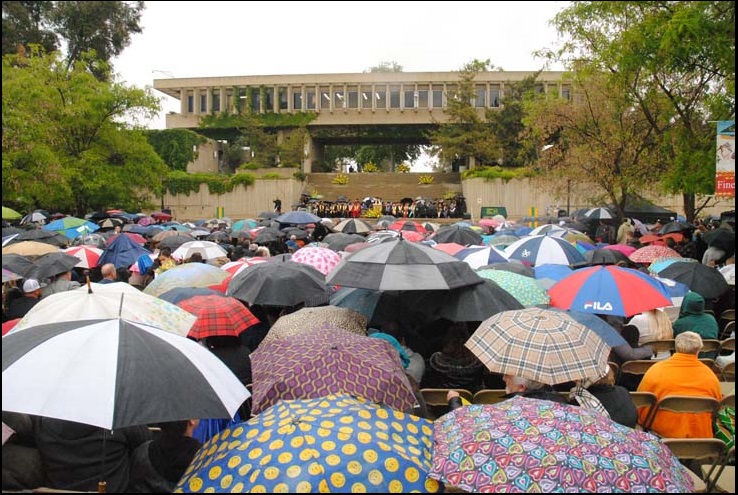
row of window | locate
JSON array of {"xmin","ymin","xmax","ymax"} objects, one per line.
[{"xmin": 185, "ymin": 84, "xmax": 570, "ymax": 114}]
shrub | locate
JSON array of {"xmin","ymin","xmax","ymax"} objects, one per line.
[
  {"xmin": 261, "ymin": 173, "xmax": 281, "ymax": 180},
  {"xmin": 332, "ymin": 173, "xmax": 349, "ymax": 185},
  {"xmin": 293, "ymin": 171, "xmax": 307, "ymax": 182},
  {"xmin": 418, "ymin": 174, "xmax": 435, "ymax": 185},
  {"xmin": 362, "ymin": 162, "xmax": 379, "ymax": 173},
  {"xmin": 395, "ymin": 162, "xmax": 411, "ymax": 173}
]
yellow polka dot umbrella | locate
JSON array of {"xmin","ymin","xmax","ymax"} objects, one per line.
[{"xmin": 175, "ymin": 394, "xmax": 442, "ymax": 493}]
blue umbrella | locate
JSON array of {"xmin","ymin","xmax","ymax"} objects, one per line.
[
  {"xmin": 158, "ymin": 287, "xmax": 228, "ymax": 305},
  {"xmin": 98, "ymin": 233, "xmax": 152, "ymax": 269},
  {"xmin": 549, "ymin": 308, "xmax": 627, "ymax": 347},
  {"xmin": 534, "ymin": 263, "xmax": 574, "ymax": 289},
  {"xmin": 505, "ymin": 235, "xmax": 586, "ymax": 266},
  {"xmin": 275, "ymin": 210, "xmax": 321, "ymax": 224},
  {"xmin": 43, "ymin": 217, "xmax": 99, "ymax": 239}
]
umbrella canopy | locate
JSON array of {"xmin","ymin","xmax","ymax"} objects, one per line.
[
  {"xmin": 177, "ymin": 295, "xmax": 260, "ymax": 340},
  {"xmin": 431, "ymin": 396, "xmax": 694, "ymax": 493},
  {"xmin": 551, "ymin": 308, "xmax": 627, "ymax": 347},
  {"xmin": 1, "ymin": 254, "xmax": 35, "ymax": 276},
  {"xmin": 106, "ymin": 232, "xmax": 147, "ymax": 246},
  {"xmin": 533, "ymin": 263, "xmax": 573, "ymax": 290},
  {"xmin": 98, "ymin": 234, "xmax": 152, "ymax": 269},
  {"xmin": 504, "ymin": 235, "xmax": 586, "ymax": 266},
  {"xmin": 252, "ymin": 226, "xmax": 286, "ymax": 245},
  {"xmin": 486, "ymin": 233, "xmax": 520, "ymax": 249},
  {"xmin": 157, "ymin": 233, "xmax": 196, "ymax": 250},
  {"xmin": 453, "ymin": 245, "xmax": 508, "ymax": 269},
  {"xmin": 2, "ymin": 240, "xmax": 59, "ymax": 257},
  {"xmin": 432, "ymin": 242, "xmax": 466, "ymax": 256},
  {"xmin": 326, "ymin": 238, "xmax": 483, "ymax": 291},
  {"xmin": 648, "ymin": 256, "xmax": 697, "ymax": 274},
  {"xmin": 479, "ymin": 260, "xmax": 535, "ymax": 277},
  {"xmin": 431, "ymin": 225, "xmax": 483, "ymax": 246},
  {"xmin": 2, "ymin": 318, "xmax": 249, "ymax": 430},
  {"xmin": 629, "ymin": 245, "xmax": 681, "ymax": 264},
  {"xmin": 333, "ymin": 218, "xmax": 374, "ymax": 234},
  {"xmin": 2, "ymin": 206, "xmax": 22, "ymax": 220},
  {"xmin": 658, "ymin": 261, "xmax": 731, "ymax": 300},
  {"xmin": 220, "ymin": 257, "xmax": 268, "ymax": 278},
  {"xmin": 581, "ymin": 207, "xmax": 615, "ymax": 219},
  {"xmin": 22, "ymin": 252, "xmax": 80, "ymax": 280},
  {"xmin": 601, "ymin": 243, "xmax": 637, "ymax": 256},
  {"xmin": 388, "ymin": 220, "xmax": 428, "ymax": 234},
  {"xmin": 175, "ymin": 394, "xmax": 441, "ymax": 493},
  {"xmin": 263, "ymin": 306, "xmax": 367, "ymax": 344},
  {"xmin": 19, "ymin": 211, "xmax": 48, "ymax": 225},
  {"xmin": 275, "ymin": 210, "xmax": 321, "ymax": 225},
  {"xmin": 227, "ymin": 260, "xmax": 332, "ymax": 307},
  {"xmin": 323, "ymin": 232, "xmax": 366, "ymax": 251},
  {"xmin": 583, "ymin": 247, "xmax": 632, "ymax": 266},
  {"xmin": 290, "ymin": 246, "xmax": 342, "ymax": 275},
  {"xmin": 157, "ymin": 287, "xmax": 228, "ymax": 305},
  {"xmin": 2, "ymin": 267, "xmax": 23, "ymax": 283},
  {"xmin": 549, "ymin": 265, "xmax": 672, "ymax": 317},
  {"xmin": 143, "ymin": 263, "xmax": 230, "ymax": 297},
  {"xmin": 43, "ymin": 216, "xmax": 99, "ymax": 239},
  {"xmin": 476, "ymin": 269, "xmax": 550, "ymax": 307},
  {"xmin": 250, "ymin": 326, "xmax": 417, "ymax": 415},
  {"xmin": 13, "ymin": 283, "xmax": 197, "ymax": 336},
  {"xmin": 719, "ymin": 264, "xmax": 735, "ymax": 285},
  {"xmin": 465, "ymin": 308, "xmax": 610, "ymax": 385},
  {"xmin": 172, "ymin": 240, "xmax": 228, "ymax": 261},
  {"xmin": 63, "ymin": 245, "xmax": 103, "ymax": 269},
  {"xmin": 96, "ymin": 217, "xmax": 124, "ymax": 230},
  {"xmin": 422, "ymin": 279, "xmax": 525, "ymax": 322},
  {"xmin": 14, "ymin": 229, "xmax": 68, "ymax": 247},
  {"xmin": 702, "ymin": 227, "xmax": 735, "ymax": 255}
]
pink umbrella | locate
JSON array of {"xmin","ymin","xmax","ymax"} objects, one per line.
[
  {"xmin": 433, "ymin": 242, "xmax": 467, "ymax": 256},
  {"xmin": 602, "ymin": 244, "xmax": 637, "ymax": 256},
  {"xmin": 64, "ymin": 245, "xmax": 103, "ymax": 269},
  {"xmin": 399, "ymin": 230, "xmax": 425, "ymax": 242},
  {"xmin": 221, "ymin": 257, "xmax": 268, "ymax": 277},
  {"xmin": 291, "ymin": 246, "xmax": 342, "ymax": 276},
  {"xmin": 629, "ymin": 245, "xmax": 681, "ymax": 264},
  {"xmin": 344, "ymin": 241, "xmax": 371, "ymax": 253}
]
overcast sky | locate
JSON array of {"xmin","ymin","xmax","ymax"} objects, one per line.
[{"xmin": 113, "ymin": 1, "xmax": 570, "ymax": 130}]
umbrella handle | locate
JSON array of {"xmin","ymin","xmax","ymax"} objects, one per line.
[{"xmin": 85, "ymin": 270, "xmax": 92, "ymax": 294}]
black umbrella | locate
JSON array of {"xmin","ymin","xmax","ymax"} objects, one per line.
[
  {"xmin": 477, "ymin": 261, "xmax": 536, "ymax": 278},
  {"xmin": 206, "ymin": 231, "xmax": 230, "ymax": 243},
  {"xmin": 326, "ymin": 238, "xmax": 484, "ymax": 291},
  {"xmin": 227, "ymin": 260, "xmax": 332, "ymax": 307},
  {"xmin": 158, "ymin": 287, "xmax": 227, "ymax": 305},
  {"xmin": 658, "ymin": 262, "xmax": 730, "ymax": 300},
  {"xmin": 658, "ymin": 220, "xmax": 692, "ymax": 235},
  {"xmin": 323, "ymin": 233, "xmax": 366, "ymax": 252},
  {"xmin": 2, "ymin": 227, "xmax": 25, "ymax": 237},
  {"xmin": 23, "ymin": 252, "xmax": 80, "ymax": 280},
  {"xmin": 258, "ymin": 211, "xmax": 279, "ymax": 219},
  {"xmin": 2, "ymin": 254, "xmax": 35, "ymax": 276},
  {"xmin": 583, "ymin": 248, "xmax": 632, "ymax": 266},
  {"xmin": 424, "ymin": 279, "xmax": 525, "ymax": 322},
  {"xmin": 702, "ymin": 227, "xmax": 735, "ymax": 256},
  {"xmin": 158, "ymin": 234, "xmax": 196, "ymax": 250},
  {"xmin": 282, "ymin": 227, "xmax": 309, "ymax": 240},
  {"xmin": 15, "ymin": 229, "xmax": 68, "ymax": 247},
  {"xmin": 97, "ymin": 217, "xmax": 124, "ymax": 230},
  {"xmin": 432, "ymin": 225, "xmax": 483, "ymax": 246},
  {"xmin": 253, "ymin": 227, "xmax": 285, "ymax": 245}
]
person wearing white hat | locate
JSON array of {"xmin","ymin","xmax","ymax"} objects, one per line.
[{"xmin": 5, "ymin": 279, "xmax": 43, "ymax": 320}]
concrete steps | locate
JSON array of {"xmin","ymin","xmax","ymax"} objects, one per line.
[{"xmin": 304, "ymin": 172, "xmax": 462, "ymax": 203}]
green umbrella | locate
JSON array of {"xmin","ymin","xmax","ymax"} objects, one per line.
[
  {"xmin": 476, "ymin": 269, "xmax": 550, "ymax": 307},
  {"xmin": 2, "ymin": 206, "xmax": 22, "ymax": 220}
]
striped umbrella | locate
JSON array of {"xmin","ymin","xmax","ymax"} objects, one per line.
[
  {"xmin": 504, "ymin": 235, "xmax": 586, "ymax": 266},
  {"xmin": 64, "ymin": 245, "xmax": 103, "ymax": 269},
  {"xmin": 454, "ymin": 246, "xmax": 508, "ymax": 269}
]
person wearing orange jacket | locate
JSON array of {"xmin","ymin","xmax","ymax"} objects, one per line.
[{"xmin": 637, "ymin": 331, "xmax": 722, "ymax": 437}]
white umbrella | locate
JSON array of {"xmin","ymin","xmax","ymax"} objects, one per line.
[
  {"xmin": 11, "ymin": 282, "xmax": 196, "ymax": 336},
  {"xmin": 2, "ymin": 318, "xmax": 249, "ymax": 430},
  {"xmin": 172, "ymin": 240, "xmax": 228, "ymax": 260}
]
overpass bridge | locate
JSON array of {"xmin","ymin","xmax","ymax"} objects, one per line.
[{"xmin": 154, "ymin": 70, "xmax": 568, "ymax": 172}]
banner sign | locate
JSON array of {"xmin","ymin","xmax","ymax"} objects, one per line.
[{"xmin": 716, "ymin": 120, "xmax": 735, "ymax": 197}]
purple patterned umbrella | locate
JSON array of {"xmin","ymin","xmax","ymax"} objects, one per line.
[
  {"xmin": 431, "ymin": 396, "xmax": 695, "ymax": 493},
  {"xmin": 250, "ymin": 325, "xmax": 416, "ymax": 415}
]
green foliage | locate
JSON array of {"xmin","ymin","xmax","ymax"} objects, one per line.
[
  {"xmin": 332, "ymin": 174, "xmax": 349, "ymax": 185},
  {"xmin": 261, "ymin": 173, "xmax": 281, "ymax": 180},
  {"xmin": 462, "ymin": 166, "xmax": 535, "ymax": 182},
  {"xmin": 443, "ymin": 190, "xmax": 458, "ymax": 200},
  {"xmin": 418, "ymin": 174, "xmax": 435, "ymax": 184},
  {"xmin": 395, "ymin": 162, "xmax": 411, "ymax": 173},
  {"xmin": 362, "ymin": 162, "xmax": 379, "ymax": 173},
  {"xmin": 238, "ymin": 162, "xmax": 261, "ymax": 171},
  {"xmin": 293, "ymin": 171, "xmax": 307, "ymax": 182},
  {"xmin": 144, "ymin": 129, "xmax": 206, "ymax": 171},
  {"xmin": 279, "ymin": 127, "xmax": 309, "ymax": 168},
  {"xmin": 365, "ymin": 61, "xmax": 403, "ymax": 73},
  {"xmin": 165, "ymin": 170, "xmax": 256, "ymax": 196},
  {"xmin": 2, "ymin": 48, "xmax": 164, "ymax": 214}
]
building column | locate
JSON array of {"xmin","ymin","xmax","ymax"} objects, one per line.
[
  {"xmin": 302, "ymin": 133, "xmax": 324, "ymax": 173},
  {"xmin": 219, "ymin": 87, "xmax": 226, "ymax": 113},
  {"xmin": 206, "ymin": 88, "xmax": 213, "ymax": 115},
  {"xmin": 193, "ymin": 89, "xmax": 201, "ymax": 114},
  {"xmin": 180, "ymin": 89, "xmax": 188, "ymax": 114}
]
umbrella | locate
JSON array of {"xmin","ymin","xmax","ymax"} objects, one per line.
[
  {"xmin": 275, "ymin": 210, "xmax": 321, "ymax": 224},
  {"xmin": 388, "ymin": 220, "xmax": 428, "ymax": 234},
  {"xmin": 430, "ymin": 396, "xmax": 694, "ymax": 493},
  {"xmin": 175, "ymin": 394, "xmax": 441, "ymax": 493},
  {"xmin": 177, "ymin": 295, "xmax": 260, "ymax": 340},
  {"xmin": 263, "ymin": 305, "xmax": 367, "ymax": 344},
  {"xmin": 43, "ymin": 216, "xmax": 99, "ymax": 239},
  {"xmin": 658, "ymin": 262, "xmax": 731, "ymax": 300},
  {"xmin": 602, "ymin": 243, "xmax": 637, "ymax": 256},
  {"xmin": 2, "ymin": 268, "xmax": 23, "ymax": 283},
  {"xmin": 702, "ymin": 227, "xmax": 735, "ymax": 255},
  {"xmin": 150, "ymin": 211, "xmax": 173, "ymax": 221},
  {"xmin": 529, "ymin": 224, "xmax": 566, "ymax": 236},
  {"xmin": 583, "ymin": 247, "xmax": 631, "ymax": 266},
  {"xmin": 548, "ymin": 265, "xmax": 672, "ymax": 317},
  {"xmin": 2, "ymin": 318, "xmax": 249, "ymax": 430},
  {"xmin": 281, "ymin": 227, "xmax": 309, "ymax": 240},
  {"xmin": 257, "ymin": 211, "xmax": 279, "ymax": 219},
  {"xmin": 290, "ymin": 246, "xmax": 343, "ymax": 275},
  {"xmin": 98, "ymin": 234, "xmax": 152, "ymax": 269},
  {"xmin": 581, "ymin": 207, "xmax": 615, "ymax": 219},
  {"xmin": 326, "ymin": 238, "xmax": 483, "ymax": 291},
  {"xmin": 476, "ymin": 269, "xmax": 550, "ymax": 307},
  {"xmin": 157, "ymin": 233, "xmax": 196, "ymax": 250},
  {"xmin": 63, "ymin": 245, "xmax": 103, "ymax": 269},
  {"xmin": 12, "ymin": 283, "xmax": 197, "ymax": 336},
  {"xmin": 423, "ymin": 279, "xmax": 525, "ymax": 322},
  {"xmin": 71, "ymin": 232, "xmax": 108, "ymax": 249},
  {"xmin": 227, "ymin": 260, "xmax": 332, "ymax": 307},
  {"xmin": 504, "ymin": 235, "xmax": 586, "ymax": 266},
  {"xmin": 431, "ymin": 225, "xmax": 483, "ymax": 246},
  {"xmin": 1, "ymin": 254, "xmax": 35, "ymax": 276},
  {"xmin": 231, "ymin": 219, "xmax": 258, "ymax": 231},
  {"xmin": 157, "ymin": 287, "xmax": 228, "ymax": 305},
  {"xmin": 2, "ymin": 206, "xmax": 22, "ymax": 220},
  {"xmin": 533, "ymin": 263, "xmax": 573, "ymax": 290},
  {"xmin": 250, "ymin": 326, "xmax": 417, "ymax": 415},
  {"xmin": 486, "ymin": 233, "xmax": 520, "ymax": 248},
  {"xmin": 106, "ymin": 232, "xmax": 147, "ymax": 246},
  {"xmin": 172, "ymin": 240, "xmax": 228, "ymax": 261},
  {"xmin": 479, "ymin": 260, "xmax": 535, "ymax": 278},
  {"xmin": 629, "ymin": 245, "xmax": 681, "ymax": 264},
  {"xmin": 719, "ymin": 264, "xmax": 735, "ymax": 285},
  {"xmin": 658, "ymin": 220, "xmax": 692, "ymax": 235},
  {"xmin": 649, "ymin": 256, "xmax": 697, "ymax": 274},
  {"xmin": 14, "ymin": 229, "xmax": 68, "ymax": 247},
  {"xmin": 465, "ymin": 308, "xmax": 610, "ymax": 385},
  {"xmin": 323, "ymin": 232, "xmax": 366, "ymax": 251},
  {"xmin": 22, "ymin": 252, "xmax": 80, "ymax": 280},
  {"xmin": 551, "ymin": 308, "xmax": 627, "ymax": 347},
  {"xmin": 96, "ymin": 217, "xmax": 124, "ymax": 230},
  {"xmin": 19, "ymin": 211, "xmax": 48, "ymax": 225},
  {"xmin": 453, "ymin": 245, "xmax": 508, "ymax": 269},
  {"xmin": 252, "ymin": 227, "xmax": 285, "ymax": 245},
  {"xmin": 432, "ymin": 242, "xmax": 467, "ymax": 256},
  {"xmin": 333, "ymin": 218, "xmax": 373, "ymax": 234},
  {"xmin": 143, "ymin": 263, "xmax": 230, "ymax": 298},
  {"xmin": 220, "ymin": 257, "xmax": 268, "ymax": 277},
  {"xmin": 2, "ymin": 240, "xmax": 59, "ymax": 257}
]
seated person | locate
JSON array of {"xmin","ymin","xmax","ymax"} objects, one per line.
[
  {"xmin": 570, "ymin": 365, "xmax": 638, "ymax": 428},
  {"xmin": 423, "ymin": 323, "xmax": 485, "ymax": 394},
  {"xmin": 502, "ymin": 375, "xmax": 568, "ymax": 404}
]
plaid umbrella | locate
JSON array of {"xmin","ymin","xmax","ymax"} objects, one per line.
[
  {"xmin": 177, "ymin": 295, "xmax": 260, "ymax": 340},
  {"xmin": 290, "ymin": 246, "xmax": 342, "ymax": 275},
  {"xmin": 143, "ymin": 263, "xmax": 230, "ymax": 297},
  {"xmin": 658, "ymin": 261, "xmax": 731, "ymax": 300},
  {"xmin": 465, "ymin": 308, "xmax": 610, "ymax": 385},
  {"xmin": 333, "ymin": 218, "xmax": 374, "ymax": 234},
  {"xmin": 175, "ymin": 394, "xmax": 441, "ymax": 493},
  {"xmin": 504, "ymin": 235, "xmax": 586, "ymax": 266},
  {"xmin": 262, "ymin": 306, "xmax": 367, "ymax": 344},
  {"xmin": 63, "ymin": 245, "xmax": 103, "ymax": 269},
  {"xmin": 476, "ymin": 269, "xmax": 550, "ymax": 307},
  {"xmin": 431, "ymin": 396, "xmax": 694, "ymax": 492},
  {"xmin": 629, "ymin": 245, "xmax": 681, "ymax": 264},
  {"xmin": 326, "ymin": 238, "xmax": 483, "ymax": 291},
  {"xmin": 250, "ymin": 326, "xmax": 417, "ymax": 415}
]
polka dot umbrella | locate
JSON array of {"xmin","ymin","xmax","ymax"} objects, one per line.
[
  {"xmin": 290, "ymin": 246, "xmax": 343, "ymax": 276},
  {"xmin": 175, "ymin": 394, "xmax": 442, "ymax": 493}
]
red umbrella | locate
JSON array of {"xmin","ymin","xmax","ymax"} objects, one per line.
[
  {"xmin": 2, "ymin": 319, "xmax": 20, "ymax": 336},
  {"xmin": 106, "ymin": 232, "xmax": 147, "ymax": 246},
  {"xmin": 433, "ymin": 242, "xmax": 467, "ymax": 256},
  {"xmin": 177, "ymin": 295, "xmax": 260, "ymax": 340},
  {"xmin": 388, "ymin": 220, "xmax": 428, "ymax": 234},
  {"xmin": 64, "ymin": 245, "xmax": 103, "ymax": 269},
  {"xmin": 629, "ymin": 245, "xmax": 681, "ymax": 264}
]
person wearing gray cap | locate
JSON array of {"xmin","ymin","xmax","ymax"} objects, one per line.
[{"xmin": 5, "ymin": 279, "xmax": 43, "ymax": 320}]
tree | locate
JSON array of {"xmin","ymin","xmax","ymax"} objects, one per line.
[
  {"xmin": 545, "ymin": 1, "xmax": 735, "ymax": 221},
  {"xmin": 523, "ymin": 72, "xmax": 666, "ymax": 220},
  {"xmin": 144, "ymin": 129, "xmax": 206, "ymax": 172},
  {"xmin": 2, "ymin": 48, "xmax": 166, "ymax": 214},
  {"xmin": 2, "ymin": 1, "xmax": 144, "ymax": 80},
  {"xmin": 364, "ymin": 61, "xmax": 403, "ymax": 73},
  {"xmin": 428, "ymin": 59, "xmax": 501, "ymax": 168}
]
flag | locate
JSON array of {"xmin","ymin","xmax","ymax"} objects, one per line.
[{"xmin": 716, "ymin": 120, "xmax": 735, "ymax": 197}]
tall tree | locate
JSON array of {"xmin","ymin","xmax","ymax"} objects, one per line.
[
  {"xmin": 2, "ymin": 48, "xmax": 165, "ymax": 214},
  {"xmin": 2, "ymin": 1, "xmax": 56, "ymax": 55},
  {"xmin": 546, "ymin": 1, "xmax": 735, "ymax": 221}
]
